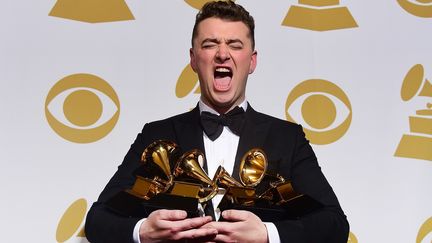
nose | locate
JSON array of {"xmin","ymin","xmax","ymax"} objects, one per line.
[{"xmin": 215, "ymin": 45, "xmax": 230, "ymax": 62}]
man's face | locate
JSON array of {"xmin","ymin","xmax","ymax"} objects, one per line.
[{"xmin": 190, "ymin": 17, "xmax": 257, "ymax": 113}]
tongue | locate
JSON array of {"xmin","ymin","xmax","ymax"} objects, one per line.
[{"xmin": 214, "ymin": 76, "xmax": 231, "ymax": 91}]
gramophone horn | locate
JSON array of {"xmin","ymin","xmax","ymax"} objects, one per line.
[
  {"xmin": 140, "ymin": 140, "xmax": 178, "ymax": 192},
  {"xmin": 239, "ymin": 148, "xmax": 267, "ymax": 187},
  {"xmin": 173, "ymin": 149, "xmax": 218, "ymax": 203},
  {"xmin": 401, "ymin": 64, "xmax": 432, "ymax": 101},
  {"xmin": 214, "ymin": 165, "xmax": 243, "ymax": 189}
]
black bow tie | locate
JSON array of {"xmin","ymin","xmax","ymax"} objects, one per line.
[{"xmin": 200, "ymin": 106, "xmax": 246, "ymax": 141}]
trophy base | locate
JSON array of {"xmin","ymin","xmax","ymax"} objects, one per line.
[
  {"xmin": 105, "ymin": 190, "xmax": 201, "ymax": 218},
  {"xmin": 395, "ymin": 134, "xmax": 432, "ymax": 161},
  {"xmin": 217, "ymin": 194, "xmax": 322, "ymax": 221},
  {"xmin": 282, "ymin": 5, "xmax": 358, "ymax": 31}
]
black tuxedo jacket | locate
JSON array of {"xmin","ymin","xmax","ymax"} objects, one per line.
[{"xmin": 85, "ymin": 105, "xmax": 349, "ymax": 243}]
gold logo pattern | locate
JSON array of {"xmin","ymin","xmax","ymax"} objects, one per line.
[
  {"xmin": 184, "ymin": 0, "xmax": 234, "ymax": 10},
  {"xmin": 40, "ymin": 2, "xmax": 430, "ymax": 242},
  {"xmin": 398, "ymin": 0, "xmax": 432, "ymax": 18},
  {"xmin": 395, "ymin": 64, "xmax": 432, "ymax": 161},
  {"xmin": 176, "ymin": 64, "xmax": 201, "ymax": 98},
  {"xmin": 285, "ymin": 79, "xmax": 352, "ymax": 145},
  {"xmin": 282, "ymin": 0, "xmax": 358, "ymax": 31},
  {"xmin": 45, "ymin": 73, "xmax": 120, "ymax": 143},
  {"xmin": 49, "ymin": 0, "xmax": 135, "ymax": 23},
  {"xmin": 56, "ymin": 198, "xmax": 87, "ymax": 242},
  {"xmin": 347, "ymin": 231, "xmax": 358, "ymax": 243},
  {"xmin": 417, "ymin": 217, "xmax": 432, "ymax": 243}
]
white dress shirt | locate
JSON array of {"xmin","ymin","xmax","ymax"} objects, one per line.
[{"xmin": 133, "ymin": 100, "xmax": 281, "ymax": 243}]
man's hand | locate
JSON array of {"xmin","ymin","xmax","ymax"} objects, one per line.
[
  {"xmin": 204, "ymin": 210, "xmax": 268, "ymax": 243},
  {"xmin": 139, "ymin": 209, "xmax": 217, "ymax": 242}
]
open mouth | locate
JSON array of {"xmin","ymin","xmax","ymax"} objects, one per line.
[{"xmin": 214, "ymin": 67, "xmax": 233, "ymax": 90}]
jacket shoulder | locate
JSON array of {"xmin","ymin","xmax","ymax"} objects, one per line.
[{"xmin": 251, "ymin": 108, "xmax": 301, "ymax": 131}]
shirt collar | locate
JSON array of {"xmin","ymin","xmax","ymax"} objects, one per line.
[{"xmin": 199, "ymin": 99, "xmax": 248, "ymax": 115}]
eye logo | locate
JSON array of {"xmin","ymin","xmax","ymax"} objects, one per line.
[
  {"xmin": 49, "ymin": 0, "xmax": 135, "ymax": 23},
  {"xmin": 347, "ymin": 232, "xmax": 358, "ymax": 243},
  {"xmin": 417, "ymin": 217, "xmax": 432, "ymax": 243},
  {"xmin": 185, "ymin": 0, "xmax": 235, "ymax": 10},
  {"xmin": 416, "ymin": 217, "xmax": 432, "ymax": 243},
  {"xmin": 56, "ymin": 198, "xmax": 87, "ymax": 243},
  {"xmin": 397, "ymin": 0, "xmax": 432, "ymax": 18},
  {"xmin": 394, "ymin": 64, "xmax": 432, "ymax": 161},
  {"xmin": 285, "ymin": 79, "xmax": 352, "ymax": 145},
  {"xmin": 176, "ymin": 64, "xmax": 200, "ymax": 98},
  {"xmin": 45, "ymin": 73, "xmax": 120, "ymax": 143},
  {"xmin": 282, "ymin": 0, "xmax": 358, "ymax": 31}
]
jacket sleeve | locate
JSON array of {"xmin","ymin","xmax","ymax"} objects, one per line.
[
  {"xmin": 85, "ymin": 125, "xmax": 152, "ymax": 243},
  {"xmin": 273, "ymin": 125, "xmax": 349, "ymax": 243}
]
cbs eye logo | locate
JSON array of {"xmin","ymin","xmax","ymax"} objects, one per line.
[
  {"xmin": 45, "ymin": 73, "xmax": 120, "ymax": 143},
  {"xmin": 56, "ymin": 198, "xmax": 88, "ymax": 243},
  {"xmin": 285, "ymin": 79, "xmax": 352, "ymax": 145},
  {"xmin": 417, "ymin": 216, "xmax": 432, "ymax": 243},
  {"xmin": 398, "ymin": 0, "xmax": 432, "ymax": 18}
]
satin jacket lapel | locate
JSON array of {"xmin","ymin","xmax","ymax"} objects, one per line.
[
  {"xmin": 232, "ymin": 105, "xmax": 271, "ymax": 181},
  {"xmin": 173, "ymin": 105, "xmax": 206, "ymax": 156}
]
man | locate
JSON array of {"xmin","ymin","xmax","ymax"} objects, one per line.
[{"xmin": 85, "ymin": 1, "xmax": 349, "ymax": 242}]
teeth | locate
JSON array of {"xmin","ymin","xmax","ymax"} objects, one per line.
[{"xmin": 215, "ymin": 67, "xmax": 231, "ymax": 72}]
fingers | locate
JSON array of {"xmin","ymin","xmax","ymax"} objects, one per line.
[
  {"xmin": 221, "ymin": 209, "xmax": 252, "ymax": 221},
  {"xmin": 141, "ymin": 210, "xmax": 217, "ymax": 242},
  {"xmin": 211, "ymin": 233, "xmax": 235, "ymax": 243},
  {"xmin": 170, "ymin": 226, "xmax": 218, "ymax": 241},
  {"xmin": 203, "ymin": 211, "xmax": 268, "ymax": 243},
  {"xmin": 150, "ymin": 209, "xmax": 187, "ymax": 221},
  {"xmin": 163, "ymin": 216, "xmax": 214, "ymax": 232},
  {"xmin": 204, "ymin": 221, "xmax": 233, "ymax": 234}
]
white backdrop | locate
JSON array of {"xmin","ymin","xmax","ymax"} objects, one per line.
[{"xmin": 1, "ymin": 1, "xmax": 432, "ymax": 242}]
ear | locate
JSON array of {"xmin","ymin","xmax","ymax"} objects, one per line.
[
  {"xmin": 189, "ymin": 48, "xmax": 197, "ymax": 72},
  {"xmin": 249, "ymin": 50, "xmax": 257, "ymax": 74}
]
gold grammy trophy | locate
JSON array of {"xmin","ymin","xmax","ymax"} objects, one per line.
[
  {"xmin": 215, "ymin": 149, "xmax": 321, "ymax": 221},
  {"xmin": 106, "ymin": 140, "xmax": 218, "ymax": 218},
  {"xmin": 282, "ymin": 0, "xmax": 358, "ymax": 31},
  {"xmin": 395, "ymin": 64, "xmax": 432, "ymax": 161}
]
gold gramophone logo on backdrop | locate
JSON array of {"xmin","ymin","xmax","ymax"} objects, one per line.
[
  {"xmin": 176, "ymin": 64, "xmax": 201, "ymax": 98},
  {"xmin": 45, "ymin": 73, "xmax": 120, "ymax": 143},
  {"xmin": 285, "ymin": 79, "xmax": 352, "ymax": 145},
  {"xmin": 49, "ymin": 0, "xmax": 135, "ymax": 23},
  {"xmin": 55, "ymin": 198, "xmax": 88, "ymax": 243},
  {"xmin": 184, "ymin": 0, "xmax": 234, "ymax": 10},
  {"xmin": 347, "ymin": 231, "xmax": 358, "ymax": 243},
  {"xmin": 282, "ymin": 0, "xmax": 358, "ymax": 31},
  {"xmin": 394, "ymin": 64, "xmax": 432, "ymax": 161},
  {"xmin": 397, "ymin": 0, "xmax": 432, "ymax": 18},
  {"xmin": 417, "ymin": 217, "xmax": 432, "ymax": 243}
]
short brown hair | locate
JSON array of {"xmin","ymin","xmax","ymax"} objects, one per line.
[{"xmin": 191, "ymin": 0, "xmax": 255, "ymax": 49}]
